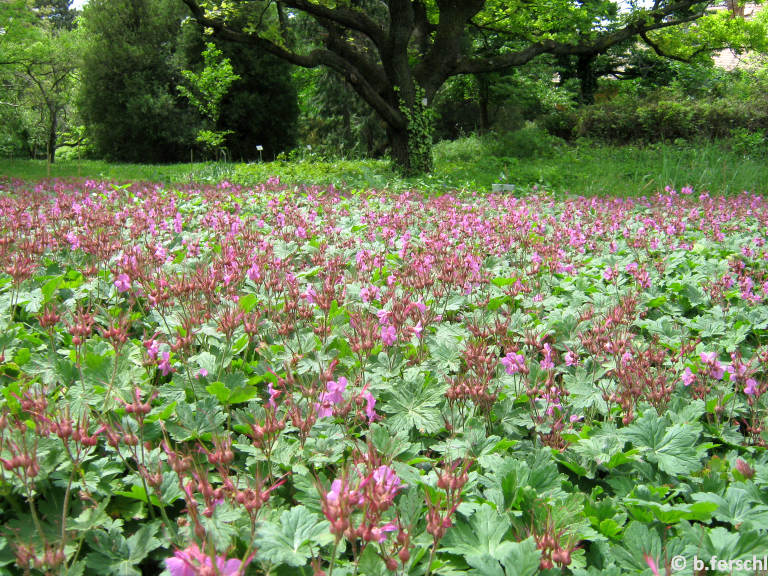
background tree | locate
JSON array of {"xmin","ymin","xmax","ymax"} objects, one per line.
[
  {"xmin": 80, "ymin": 0, "xmax": 298, "ymax": 163},
  {"xmin": 295, "ymin": 67, "xmax": 386, "ymax": 157},
  {"xmin": 0, "ymin": 0, "xmax": 81, "ymax": 164},
  {"xmin": 79, "ymin": 0, "xmax": 199, "ymax": 162},
  {"xmin": 33, "ymin": 0, "xmax": 77, "ymax": 30},
  {"xmin": 180, "ymin": 0, "xmax": 723, "ymax": 174},
  {"xmin": 177, "ymin": 21, "xmax": 299, "ymax": 161}
]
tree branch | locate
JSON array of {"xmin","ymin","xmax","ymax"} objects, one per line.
[
  {"xmin": 281, "ymin": 0, "xmax": 386, "ymax": 49},
  {"xmin": 412, "ymin": 0, "xmax": 436, "ymax": 55},
  {"xmin": 179, "ymin": 0, "xmax": 403, "ymax": 129},
  {"xmin": 640, "ymin": 31, "xmax": 710, "ymax": 62},
  {"xmin": 454, "ymin": 0, "xmax": 706, "ymax": 74},
  {"xmin": 415, "ymin": 0, "xmax": 485, "ymax": 96},
  {"xmin": 323, "ymin": 23, "xmax": 388, "ymax": 92}
]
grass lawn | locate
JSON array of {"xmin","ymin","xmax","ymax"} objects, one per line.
[{"xmin": 1, "ymin": 139, "xmax": 765, "ymax": 195}]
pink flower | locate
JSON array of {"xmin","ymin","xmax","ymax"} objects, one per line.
[
  {"xmin": 371, "ymin": 465, "xmax": 401, "ymax": 495},
  {"xmin": 326, "ymin": 479, "xmax": 344, "ymax": 504},
  {"xmin": 360, "ymin": 285, "xmax": 380, "ymax": 303},
  {"xmin": 564, "ymin": 350, "xmax": 579, "ymax": 367},
  {"xmin": 370, "ymin": 522, "xmax": 398, "ymax": 543},
  {"xmin": 700, "ymin": 352, "xmax": 717, "ymax": 364},
  {"xmin": 145, "ymin": 338, "xmax": 160, "ymax": 361},
  {"xmin": 700, "ymin": 351, "xmax": 724, "ymax": 380},
  {"xmin": 267, "ymin": 382, "xmax": 281, "ymax": 408},
  {"xmin": 114, "ymin": 273, "xmax": 131, "ymax": 293},
  {"xmin": 302, "ymin": 286, "xmax": 317, "ymax": 304},
  {"xmin": 247, "ymin": 263, "xmax": 261, "ymax": 282},
  {"xmin": 540, "ymin": 343, "xmax": 554, "ymax": 371},
  {"xmin": 158, "ymin": 350, "xmax": 173, "ymax": 376},
  {"xmin": 65, "ymin": 231, "xmax": 79, "ymax": 250},
  {"xmin": 681, "ymin": 367, "xmax": 695, "ymax": 387},
  {"xmin": 166, "ymin": 544, "xmax": 243, "ymax": 576},
  {"xmin": 501, "ymin": 352, "xmax": 526, "ymax": 375},
  {"xmin": 326, "ymin": 478, "xmax": 363, "ymax": 507},
  {"xmin": 744, "ymin": 378, "xmax": 759, "ymax": 395},
  {"xmin": 362, "ymin": 389, "xmax": 377, "ymax": 422},
  {"xmin": 316, "ymin": 377, "xmax": 347, "ymax": 418},
  {"xmin": 381, "ymin": 325, "xmax": 397, "ymax": 346},
  {"xmin": 644, "ymin": 553, "xmax": 660, "ymax": 576}
]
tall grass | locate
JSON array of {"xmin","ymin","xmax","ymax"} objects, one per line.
[{"xmin": 2, "ymin": 136, "xmax": 766, "ymax": 196}]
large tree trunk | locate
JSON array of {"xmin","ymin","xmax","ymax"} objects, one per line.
[
  {"xmin": 577, "ymin": 54, "xmax": 597, "ymax": 105},
  {"xmin": 477, "ymin": 74, "xmax": 490, "ymax": 134},
  {"xmin": 47, "ymin": 105, "xmax": 57, "ymax": 165},
  {"xmin": 387, "ymin": 110, "xmax": 433, "ymax": 176}
]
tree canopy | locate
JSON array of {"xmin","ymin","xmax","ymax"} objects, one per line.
[{"xmin": 180, "ymin": 0, "xmax": 727, "ymax": 173}]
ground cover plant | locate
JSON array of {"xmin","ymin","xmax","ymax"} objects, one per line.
[{"xmin": 1, "ymin": 177, "xmax": 768, "ymax": 575}]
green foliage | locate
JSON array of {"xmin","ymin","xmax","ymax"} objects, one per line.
[
  {"xmin": 178, "ymin": 42, "xmax": 239, "ymax": 123},
  {"xmin": 3, "ymin": 176, "xmax": 768, "ymax": 573},
  {"xmin": 79, "ymin": 0, "xmax": 198, "ymax": 162},
  {"xmin": 0, "ymin": 0, "xmax": 83, "ymax": 162},
  {"xmin": 5, "ymin": 136, "xmax": 768, "ymax": 195},
  {"xmin": 295, "ymin": 67, "xmax": 385, "ymax": 158},
  {"xmin": 216, "ymin": 42, "xmax": 298, "ymax": 160},
  {"xmin": 544, "ymin": 63, "xmax": 768, "ymax": 145},
  {"xmin": 178, "ymin": 41, "xmax": 238, "ymax": 157},
  {"xmin": 398, "ymin": 86, "xmax": 435, "ymax": 175},
  {"xmin": 253, "ymin": 506, "xmax": 333, "ymax": 567},
  {"xmin": 730, "ymin": 127, "xmax": 766, "ymax": 157}
]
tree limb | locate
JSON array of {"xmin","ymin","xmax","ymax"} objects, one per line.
[
  {"xmin": 454, "ymin": 0, "xmax": 706, "ymax": 74},
  {"xmin": 280, "ymin": 0, "xmax": 386, "ymax": 49},
  {"xmin": 179, "ymin": 0, "xmax": 403, "ymax": 128},
  {"xmin": 640, "ymin": 31, "xmax": 710, "ymax": 62}
]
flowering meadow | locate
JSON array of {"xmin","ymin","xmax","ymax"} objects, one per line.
[{"xmin": 1, "ymin": 178, "xmax": 768, "ymax": 576}]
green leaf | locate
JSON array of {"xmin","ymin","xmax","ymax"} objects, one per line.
[
  {"xmin": 87, "ymin": 523, "xmax": 160, "ymax": 576},
  {"xmin": 239, "ymin": 293, "xmax": 259, "ymax": 312},
  {"xmin": 169, "ymin": 396, "xmax": 227, "ymax": 440},
  {"xmin": 624, "ymin": 492, "xmax": 717, "ymax": 524},
  {"xmin": 496, "ymin": 537, "xmax": 541, "ymax": 576},
  {"xmin": 126, "ymin": 523, "xmax": 161, "ymax": 562},
  {"xmin": 612, "ymin": 521, "xmax": 663, "ymax": 571},
  {"xmin": 383, "ymin": 372, "xmax": 444, "ymax": 434},
  {"xmin": 679, "ymin": 523, "xmax": 768, "ymax": 562},
  {"xmin": 691, "ymin": 487, "xmax": 768, "ymax": 527},
  {"xmin": 41, "ymin": 275, "xmax": 63, "ymax": 302},
  {"xmin": 206, "ymin": 381, "xmax": 231, "ymax": 403},
  {"xmin": 254, "ymin": 506, "xmax": 333, "ymax": 567},
  {"xmin": 192, "ymin": 351, "xmax": 218, "ymax": 376},
  {"xmin": 442, "ymin": 504, "xmax": 510, "ymax": 559},
  {"xmin": 622, "ymin": 412, "xmax": 702, "ymax": 475}
]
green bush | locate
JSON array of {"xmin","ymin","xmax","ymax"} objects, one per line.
[
  {"xmin": 546, "ymin": 94, "xmax": 768, "ymax": 144},
  {"xmin": 483, "ymin": 123, "xmax": 564, "ymax": 159},
  {"xmin": 730, "ymin": 127, "xmax": 766, "ymax": 156},
  {"xmin": 432, "ymin": 133, "xmax": 487, "ymax": 163}
]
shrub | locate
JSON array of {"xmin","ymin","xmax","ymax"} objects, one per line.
[
  {"xmin": 730, "ymin": 127, "xmax": 766, "ymax": 156},
  {"xmin": 547, "ymin": 94, "xmax": 768, "ymax": 144}
]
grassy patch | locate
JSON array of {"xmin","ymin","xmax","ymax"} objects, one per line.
[{"xmin": 2, "ymin": 137, "xmax": 766, "ymax": 195}]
